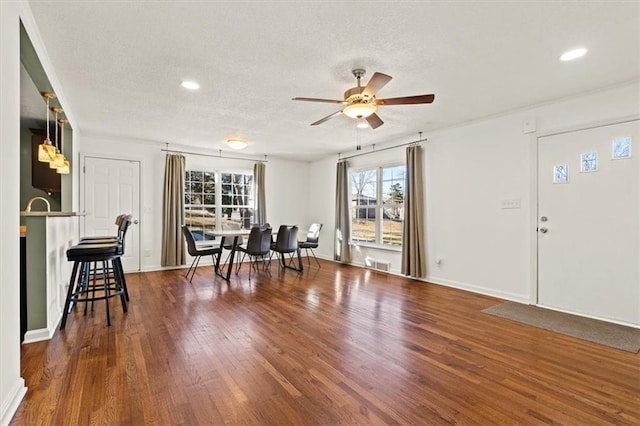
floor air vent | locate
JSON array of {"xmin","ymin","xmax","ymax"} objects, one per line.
[{"xmin": 364, "ymin": 257, "xmax": 391, "ymax": 272}]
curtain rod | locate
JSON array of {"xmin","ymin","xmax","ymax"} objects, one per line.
[
  {"xmin": 338, "ymin": 133, "xmax": 426, "ymax": 161},
  {"xmin": 161, "ymin": 147, "xmax": 268, "ymax": 163}
]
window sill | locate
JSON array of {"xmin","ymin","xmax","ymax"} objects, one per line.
[{"xmin": 351, "ymin": 242, "xmax": 402, "ymax": 252}]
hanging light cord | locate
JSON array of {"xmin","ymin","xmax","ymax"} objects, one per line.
[
  {"xmin": 59, "ymin": 120, "xmax": 64, "ymax": 153},
  {"xmin": 45, "ymin": 96, "xmax": 51, "ymax": 142},
  {"xmin": 54, "ymin": 109, "xmax": 59, "ymax": 151}
]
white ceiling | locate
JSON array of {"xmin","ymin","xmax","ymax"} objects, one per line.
[{"xmin": 27, "ymin": 1, "xmax": 639, "ymax": 162}]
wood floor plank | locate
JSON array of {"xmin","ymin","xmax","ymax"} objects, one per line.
[{"xmin": 11, "ymin": 260, "xmax": 640, "ymax": 425}]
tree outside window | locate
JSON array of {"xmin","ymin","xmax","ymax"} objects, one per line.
[
  {"xmin": 184, "ymin": 170, "xmax": 253, "ymax": 241},
  {"xmin": 351, "ymin": 164, "xmax": 405, "ymax": 246},
  {"xmin": 351, "ymin": 169, "xmax": 377, "ymax": 243}
]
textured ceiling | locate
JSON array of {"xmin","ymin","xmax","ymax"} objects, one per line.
[{"xmin": 27, "ymin": 1, "xmax": 639, "ymax": 161}]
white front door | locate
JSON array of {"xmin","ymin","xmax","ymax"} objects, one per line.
[
  {"xmin": 82, "ymin": 156, "xmax": 141, "ymax": 272},
  {"xmin": 537, "ymin": 120, "xmax": 639, "ymax": 325}
]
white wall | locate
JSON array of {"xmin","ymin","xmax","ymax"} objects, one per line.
[
  {"xmin": 80, "ymin": 135, "xmax": 310, "ymax": 271},
  {"xmin": 309, "ymin": 82, "xmax": 639, "ymax": 302},
  {"xmin": 1, "ymin": 1, "xmax": 81, "ymax": 422},
  {"xmin": 307, "ymin": 155, "xmax": 337, "ymax": 258},
  {"xmin": 0, "ymin": 3, "xmax": 26, "ymax": 423}
]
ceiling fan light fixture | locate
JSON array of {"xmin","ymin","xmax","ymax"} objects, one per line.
[
  {"xmin": 343, "ymin": 102, "xmax": 377, "ymax": 119},
  {"xmin": 226, "ymin": 138, "xmax": 248, "ymax": 150},
  {"xmin": 357, "ymin": 121, "xmax": 369, "ymax": 129}
]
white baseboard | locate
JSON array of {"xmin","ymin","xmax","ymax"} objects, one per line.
[
  {"xmin": 23, "ymin": 327, "xmax": 54, "ymax": 344},
  {"xmin": 0, "ymin": 377, "xmax": 27, "ymax": 426},
  {"xmin": 140, "ymin": 255, "xmax": 530, "ymax": 305},
  {"xmin": 424, "ymin": 276, "xmax": 530, "ymax": 303},
  {"xmin": 325, "ymin": 257, "xmax": 530, "ymax": 304}
]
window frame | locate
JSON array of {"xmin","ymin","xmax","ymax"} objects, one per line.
[
  {"xmin": 349, "ymin": 162, "xmax": 406, "ymax": 248},
  {"xmin": 184, "ymin": 168, "xmax": 254, "ymax": 241}
]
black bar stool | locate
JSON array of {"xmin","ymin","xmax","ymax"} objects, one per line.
[
  {"xmin": 60, "ymin": 242, "xmax": 127, "ymax": 330},
  {"xmin": 78, "ymin": 215, "xmax": 132, "ymax": 301}
]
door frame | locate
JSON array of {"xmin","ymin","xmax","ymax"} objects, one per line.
[
  {"xmin": 79, "ymin": 152, "xmax": 143, "ymax": 272},
  {"xmin": 529, "ymin": 115, "xmax": 640, "ymax": 314}
]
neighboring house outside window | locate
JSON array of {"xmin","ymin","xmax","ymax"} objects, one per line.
[
  {"xmin": 350, "ymin": 164, "xmax": 405, "ymax": 247},
  {"xmin": 185, "ymin": 170, "xmax": 253, "ymax": 241}
]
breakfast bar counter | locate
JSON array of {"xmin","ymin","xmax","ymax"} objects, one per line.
[{"xmin": 20, "ymin": 212, "xmax": 80, "ymax": 342}]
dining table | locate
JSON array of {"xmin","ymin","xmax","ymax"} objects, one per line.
[{"xmin": 205, "ymin": 229, "xmax": 251, "ymax": 280}]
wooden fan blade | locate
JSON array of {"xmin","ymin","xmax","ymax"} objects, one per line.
[
  {"xmin": 292, "ymin": 97, "xmax": 344, "ymax": 104},
  {"xmin": 311, "ymin": 110, "xmax": 343, "ymax": 126},
  {"xmin": 362, "ymin": 72, "xmax": 392, "ymax": 98},
  {"xmin": 365, "ymin": 113, "xmax": 384, "ymax": 129},
  {"xmin": 376, "ymin": 94, "xmax": 435, "ymax": 105}
]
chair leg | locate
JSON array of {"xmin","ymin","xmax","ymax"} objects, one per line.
[
  {"xmin": 187, "ymin": 255, "xmax": 202, "ymax": 282},
  {"xmin": 298, "ymin": 248, "xmax": 304, "ymax": 272},
  {"xmin": 236, "ymin": 252, "xmax": 247, "ymax": 275},
  {"xmin": 115, "ymin": 259, "xmax": 128, "ymax": 313},
  {"xmin": 262, "ymin": 255, "xmax": 271, "ymax": 272},
  {"xmin": 186, "ymin": 256, "xmax": 198, "ymax": 281},
  {"xmin": 115, "ymin": 257, "xmax": 129, "ymax": 301},
  {"xmin": 60, "ymin": 261, "xmax": 80, "ymax": 330},
  {"xmin": 309, "ymin": 248, "xmax": 321, "ymax": 268},
  {"xmin": 102, "ymin": 261, "xmax": 111, "ymax": 326},
  {"xmin": 87, "ymin": 262, "xmax": 96, "ymax": 314}
]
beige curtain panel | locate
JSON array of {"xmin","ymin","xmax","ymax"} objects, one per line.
[
  {"xmin": 161, "ymin": 153, "xmax": 186, "ymax": 266},
  {"xmin": 253, "ymin": 162, "xmax": 266, "ymax": 225},
  {"xmin": 334, "ymin": 160, "xmax": 352, "ymax": 262},
  {"xmin": 401, "ymin": 145, "xmax": 426, "ymax": 277}
]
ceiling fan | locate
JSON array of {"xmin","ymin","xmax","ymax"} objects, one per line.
[{"xmin": 292, "ymin": 69, "xmax": 435, "ymax": 129}]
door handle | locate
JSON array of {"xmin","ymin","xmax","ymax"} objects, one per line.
[
  {"xmin": 133, "ymin": 220, "xmax": 139, "ymax": 225},
  {"xmin": 539, "ymin": 227, "xmax": 548, "ymax": 234}
]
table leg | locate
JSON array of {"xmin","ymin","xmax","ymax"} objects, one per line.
[
  {"xmin": 214, "ymin": 237, "xmax": 224, "ymax": 274},
  {"xmin": 214, "ymin": 235, "xmax": 239, "ymax": 280}
]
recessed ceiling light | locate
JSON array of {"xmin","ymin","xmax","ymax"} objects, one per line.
[
  {"xmin": 181, "ymin": 80, "xmax": 200, "ymax": 90},
  {"xmin": 560, "ymin": 48, "xmax": 587, "ymax": 62},
  {"xmin": 357, "ymin": 121, "xmax": 369, "ymax": 129}
]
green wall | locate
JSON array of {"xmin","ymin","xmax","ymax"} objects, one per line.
[{"xmin": 20, "ymin": 127, "xmax": 61, "ymax": 218}]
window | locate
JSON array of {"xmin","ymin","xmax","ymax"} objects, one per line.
[
  {"xmin": 220, "ymin": 172, "xmax": 253, "ymax": 230},
  {"xmin": 351, "ymin": 164, "xmax": 406, "ymax": 246},
  {"xmin": 185, "ymin": 170, "xmax": 253, "ymax": 241}
]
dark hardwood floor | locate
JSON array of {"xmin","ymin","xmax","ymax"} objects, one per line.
[{"xmin": 12, "ymin": 259, "xmax": 640, "ymax": 425}]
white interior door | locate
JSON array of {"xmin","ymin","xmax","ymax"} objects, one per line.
[
  {"xmin": 83, "ymin": 156, "xmax": 141, "ymax": 272},
  {"xmin": 537, "ymin": 120, "xmax": 639, "ymax": 325}
]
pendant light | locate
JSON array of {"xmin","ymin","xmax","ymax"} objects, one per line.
[
  {"xmin": 49, "ymin": 107, "xmax": 65, "ymax": 169},
  {"xmin": 38, "ymin": 92, "xmax": 57, "ymax": 162},
  {"xmin": 56, "ymin": 118, "xmax": 70, "ymax": 174}
]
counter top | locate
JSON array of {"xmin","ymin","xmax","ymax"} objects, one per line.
[{"xmin": 20, "ymin": 211, "xmax": 84, "ymax": 217}]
